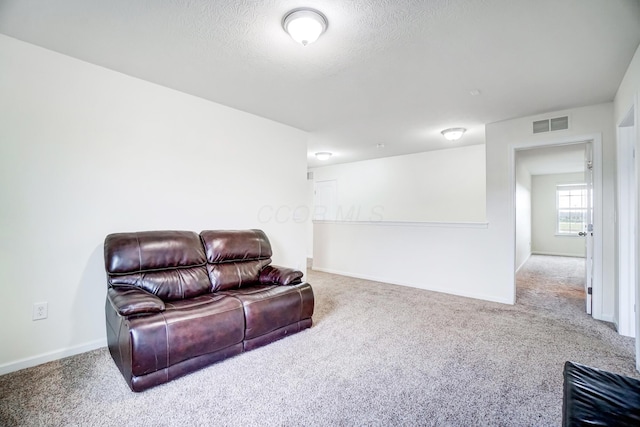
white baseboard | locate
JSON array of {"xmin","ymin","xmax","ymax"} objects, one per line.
[
  {"xmin": 595, "ymin": 312, "xmax": 615, "ymax": 324},
  {"xmin": 516, "ymin": 253, "xmax": 531, "ymax": 273},
  {"xmin": 312, "ymin": 266, "xmax": 513, "ymax": 305},
  {"xmin": 0, "ymin": 338, "xmax": 107, "ymax": 376},
  {"xmin": 532, "ymin": 251, "xmax": 585, "ymax": 258}
]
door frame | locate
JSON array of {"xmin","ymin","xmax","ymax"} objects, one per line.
[
  {"xmin": 509, "ymin": 133, "xmax": 604, "ymax": 319},
  {"xmin": 585, "ymin": 141, "xmax": 594, "ymax": 315},
  {"xmin": 617, "ymin": 105, "xmax": 636, "ymax": 337}
]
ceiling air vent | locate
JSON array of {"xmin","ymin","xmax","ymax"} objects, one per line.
[{"xmin": 533, "ymin": 116, "xmax": 569, "ymax": 134}]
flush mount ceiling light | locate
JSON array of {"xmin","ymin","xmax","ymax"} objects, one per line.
[
  {"xmin": 315, "ymin": 152, "xmax": 332, "ymax": 160},
  {"xmin": 283, "ymin": 8, "xmax": 328, "ymax": 46},
  {"xmin": 441, "ymin": 128, "xmax": 467, "ymax": 141}
]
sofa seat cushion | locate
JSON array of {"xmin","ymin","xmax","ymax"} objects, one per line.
[
  {"xmin": 126, "ymin": 294, "xmax": 244, "ymax": 377},
  {"xmin": 223, "ymin": 283, "xmax": 314, "ymax": 340}
]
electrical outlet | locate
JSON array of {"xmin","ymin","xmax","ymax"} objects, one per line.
[{"xmin": 33, "ymin": 302, "xmax": 48, "ymax": 321}]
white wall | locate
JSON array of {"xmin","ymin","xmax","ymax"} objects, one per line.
[
  {"xmin": 312, "ymin": 145, "xmax": 501, "ymax": 303},
  {"xmin": 312, "ymin": 145, "xmax": 486, "ymax": 223},
  {"xmin": 0, "ymin": 35, "xmax": 309, "ymax": 373},
  {"xmin": 314, "ymin": 221, "xmax": 500, "ymax": 301},
  {"xmin": 613, "ymin": 43, "xmax": 640, "ymax": 357},
  {"xmin": 615, "ymin": 44, "xmax": 640, "ymax": 123},
  {"xmin": 515, "ymin": 160, "xmax": 531, "ymax": 271},
  {"xmin": 531, "ymin": 173, "xmax": 586, "ymax": 257},
  {"xmin": 487, "ymin": 102, "xmax": 615, "ymax": 321}
]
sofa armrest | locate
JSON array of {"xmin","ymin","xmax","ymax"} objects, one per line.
[
  {"xmin": 259, "ymin": 265, "xmax": 303, "ymax": 286},
  {"xmin": 107, "ymin": 287, "xmax": 165, "ymax": 316}
]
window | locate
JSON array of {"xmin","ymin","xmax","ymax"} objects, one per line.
[{"xmin": 556, "ymin": 183, "xmax": 587, "ymax": 235}]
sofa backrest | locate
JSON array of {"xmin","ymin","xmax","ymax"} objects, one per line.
[
  {"xmin": 200, "ymin": 229, "xmax": 272, "ymax": 291},
  {"xmin": 104, "ymin": 231, "xmax": 210, "ymax": 301}
]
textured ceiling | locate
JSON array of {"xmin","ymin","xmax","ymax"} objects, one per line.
[{"xmin": 1, "ymin": 0, "xmax": 639, "ymax": 167}]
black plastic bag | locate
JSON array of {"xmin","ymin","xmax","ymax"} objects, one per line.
[{"xmin": 563, "ymin": 361, "xmax": 640, "ymax": 426}]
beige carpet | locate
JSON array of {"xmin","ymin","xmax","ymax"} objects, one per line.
[{"xmin": 0, "ymin": 255, "xmax": 636, "ymax": 426}]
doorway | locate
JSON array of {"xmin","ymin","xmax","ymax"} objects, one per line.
[
  {"xmin": 510, "ymin": 134, "xmax": 604, "ymax": 320},
  {"xmin": 515, "ymin": 142, "xmax": 591, "ymax": 312}
]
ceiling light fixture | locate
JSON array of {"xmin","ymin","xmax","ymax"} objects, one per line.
[
  {"xmin": 315, "ymin": 152, "xmax": 332, "ymax": 160},
  {"xmin": 283, "ymin": 8, "xmax": 328, "ymax": 46},
  {"xmin": 441, "ymin": 128, "xmax": 467, "ymax": 141}
]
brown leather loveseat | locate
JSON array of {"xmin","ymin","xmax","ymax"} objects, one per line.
[{"xmin": 104, "ymin": 229, "xmax": 314, "ymax": 391}]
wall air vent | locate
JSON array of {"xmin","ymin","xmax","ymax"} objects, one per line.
[
  {"xmin": 307, "ymin": 171, "xmax": 314, "ymax": 180},
  {"xmin": 533, "ymin": 116, "xmax": 569, "ymax": 134}
]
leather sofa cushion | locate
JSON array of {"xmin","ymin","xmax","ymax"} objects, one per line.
[
  {"xmin": 201, "ymin": 230, "xmax": 275, "ymax": 292},
  {"xmin": 105, "ymin": 231, "xmax": 206, "ymax": 274},
  {"xmin": 127, "ymin": 294, "xmax": 245, "ymax": 377},
  {"xmin": 109, "ymin": 266, "xmax": 211, "ymax": 301},
  {"xmin": 200, "ymin": 229, "xmax": 272, "ymax": 263},
  {"xmin": 223, "ymin": 283, "xmax": 314, "ymax": 340},
  {"xmin": 207, "ymin": 258, "xmax": 271, "ymax": 292},
  {"xmin": 105, "ymin": 231, "xmax": 210, "ymax": 301}
]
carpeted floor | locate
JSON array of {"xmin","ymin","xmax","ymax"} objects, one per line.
[{"xmin": 0, "ymin": 255, "xmax": 636, "ymax": 426}]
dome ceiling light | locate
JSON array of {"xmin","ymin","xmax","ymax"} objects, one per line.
[
  {"xmin": 283, "ymin": 8, "xmax": 328, "ymax": 46},
  {"xmin": 315, "ymin": 152, "xmax": 332, "ymax": 160},
  {"xmin": 441, "ymin": 128, "xmax": 467, "ymax": 141}
]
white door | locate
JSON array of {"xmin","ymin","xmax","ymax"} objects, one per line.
[
  {"xmin": 313, "ymin": 180, "xmax": 337, "ymax": 221},
  {"xmin": 584, "ymin": 142, "xmax": 594, "ymax": 315}
]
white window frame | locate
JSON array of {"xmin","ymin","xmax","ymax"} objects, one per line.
[{"xmin": 556, "ymin": 183, "xmax": 587, "ymax": 236}]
